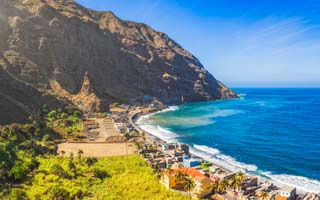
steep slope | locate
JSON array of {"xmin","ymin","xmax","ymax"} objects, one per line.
[{"xmin": 0, "ymin": 0, "xmax": 237, "ymax": 124}]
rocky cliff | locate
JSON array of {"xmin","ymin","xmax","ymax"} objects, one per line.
[{"xmin": 0, "ymin": 0, "xmax": 237, "ymax": 124}]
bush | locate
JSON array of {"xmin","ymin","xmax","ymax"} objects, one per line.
[
  {"xmin": 9, "ymin": 163, "xmax": 27, "ymax": 181},
  {"xmin": 9, "ymin": 188, "xmax": 27, "ymax": 200},
  {"xmin": 51, "ymin": 185, "xmax": 70, "ymax": 200},
  {"xmin": 50, "ymin": 164, "xmax": 65, "ymax": 177},
  {"xmin": 47, "ymin": 110, "xmax": 57, "ymax": 120},
  {"xmin": 93, "ymin": 168, "xmax": 109, "ymax": 180}
]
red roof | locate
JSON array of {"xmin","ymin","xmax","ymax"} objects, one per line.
[{"xmin": 171, "ymin": 168, "xmax": 208, "ymax": 181}]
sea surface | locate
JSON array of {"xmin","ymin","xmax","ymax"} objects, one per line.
[{"xmin": 137, "ymin": 88, "xmax": 320, "ymax": 193}]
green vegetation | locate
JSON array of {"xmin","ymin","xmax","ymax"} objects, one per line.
[
  {"xmin": 200, "ymin": 161, "xmax": 212, "ymax": 169},
  {"xmin": 42, "ymin": 105, "xmax": 84, "ymax": 139},
  {"xmin": 213, "ymin": 172, "xmax": 245, "ymax": 194},
  {"xmin": 0, "ymin": 122, "xmax": 59, "ymax": 197},
  {"xmin": 0, "ymin": 106, "xmax": 187, "ymax": 199},
  {"xmin": 4, "ymin": 155, "xmax": 187, "ymax": 200}
]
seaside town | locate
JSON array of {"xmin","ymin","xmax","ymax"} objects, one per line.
[{"xmin": 58, "ymin": 95, "xmax": 320, "ymax": 200}]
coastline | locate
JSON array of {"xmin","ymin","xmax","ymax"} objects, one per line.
[
  {"xmin": 132, "ymin": 105, "xmax": 320, "ymax": 194},
  {"xmin": 133, "ymin": 107, "xmax": 240, "ymax": 176}
]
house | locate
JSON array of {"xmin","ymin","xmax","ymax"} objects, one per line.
[
  {"xmin": 161, "ymin": 143, "xmax": 169, "ymax": 151},
  {"xmin": 276, "ymin": 186, "xmax": 296, "ymax": 200},
  {"xmin": 183, "ymin": 156, "xmax": 200, "ymax": 167},
  {"xmin": 161, "ymin": 168, "xmax": 213, "ymax": 198},
  {"xmin": 114, "ymin": 122, "xmax": 126, "ymax": 133},
  {"xmin": 179, "ymin": 144, "xmax": 190, "ymax": 154},
  {"xmin": 302, "ymin": 192, "xmax": 320, "ymax": 200}
]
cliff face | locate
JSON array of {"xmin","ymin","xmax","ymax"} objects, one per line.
[{"xmin": 0, "ymin": 0, "xmax": 237, "ymax": 124}]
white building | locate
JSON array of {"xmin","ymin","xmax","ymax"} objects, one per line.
[{"xmin": 276, "ymin": 186, "xmax": 296, "ymax": 200}]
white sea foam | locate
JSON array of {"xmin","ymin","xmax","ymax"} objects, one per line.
[
  {"xmin": 192, "ymin": 144, "xmax": 257, "ymax": 172},
  {"xmin": 208, "ymin": 109, "xmax": 244, "ymax": 118},
  {"xmin": 192, "ymin": 144, "xmax": 320, "ymax": 193},
  {"xmin": 136, "ymin": 106, "xmax": 320, "ymax": 193},
  {"xmin": 262, "ymin": 172, "xmax": 320, "ymax": 194},
  {"xmin": 136, "ymin": 106, "xmax": 179, "ymax": 124},
  {"xmin": 194, "ymin": 144, "xmax": 220, "ymax": 155},
  {"xmin": 238, "ymin": 93, "xmax": 247, "ymax": 97},
  {"xmin": 138, "ymin": 124, "xmax": 178, "ymax": 142}
]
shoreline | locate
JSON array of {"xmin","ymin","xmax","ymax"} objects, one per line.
[
  {"xmin": 133, "ymin": 108, "xmax": 239, "ymax": 176},
  {"xmin": 131, "ymin": 105, "xmax": 320, "ymax": 195}
]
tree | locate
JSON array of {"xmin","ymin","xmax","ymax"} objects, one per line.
[
  {"xmin": 77, "ymin": 149, "xmax": 84, "ymax": 160},
  {"xmin": 51, "ymin": 185, "xmax": 70, "ymax": 200},
  {"xmin": 154, "ymin": 165, "xmax": 161, "ymax": 179},
  {"xmin": 68, "ymin": 160, "xmax": 76, "ymax": 177},
  {"xmin": 93, "ymin": 168, "xmax": 109, "ymax": 180},
  {"xmin": 61, "ymin": 150, "xmax": 65, "ymax": 157},
  {"xmin": 237, "ymin": 171, "xmax": 245, "ymax": 183},
  {"xmin": 175, "ymin": 170, "xmax": 186, "ymax": 186},
  {"xmin": 184, "ymin": 177, "xmax": 195, "ymax": 199},
  {"xmin": 69, "ymin": 152, "xmax": 74, "ymax": 160},
  {"xmin": 50, "ymin": 164, "xmax": 65, "ymax": 177},
  {"xmin": 41, "ymin": 104, "xmax": 49, "ymax": 115},
  {"xmin": 85, "ymin": 157, "xmax": 97, "ymax": 168},
  {"xmin": 259, "ymin": 191, "xmax": 269, "ymax": 200},
  {"xmin": 214, "ymin": 180, "xmax": 227, "ymax": 194},
  {"xmin": 9, "ymin": 188, "xmax": 27, "ymax": 200},
  {"xmin": 230, "ymin": 175, "xmax": 241, "ymax": 191},
  {"xmin": 47, "ymin": 110, "xmax": 57, "ymax": 121},
  {"xmin": 9, "ymin": 163, "xmax": 27, "ymax": 181}
]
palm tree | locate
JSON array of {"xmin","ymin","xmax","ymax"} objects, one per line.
[
  {"xmin": 223, "ymin": 178, "xmax": 230, "ymax": 189},
  {"xmin": 236, "ymin": 172, "xmax": 245, "ymax": 183},
  {"xmin": 175, "ymin": 170, "xmax": 186, "ymax": 181},
  {"xmin": 230, "ymin": 176, "xmax": 241, "ymax": 192},
  {"xmin": 60, "ymin": 150, "xmax": 65, "ymax": 157},
  {"xmin": 214, "ymin": 181, "xmax": 227, "ymax": 194},
  {"xmin": 154, "ymin": 165, "xmax": 161, "ymax": 179},
  {"xmin": 85, "ymin": 157, "xmax": 97, "ymax": 168},
  {"xmin": 175, "ymin": 170, "xmax": 186, "ymax": 188},
  {"xmin": 70, "ymin": 152, "xmax": 74, "ymax": 160},
  {"xmin": 68, "ymin": 160, "xmax": 77, "ymax": 177},
  {"xmin": 184, "ymin": 177, "xmax": 195, "ymax": 199},
  {"xmin": 77, "ymin": 149, "xmax": 84, "ymax": 160},
  {"xmin": 259, "ymin": 191, "xmax": 269, "ymax": 200}
]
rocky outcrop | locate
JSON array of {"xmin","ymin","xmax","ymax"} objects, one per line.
[{"xmin": 0, "ymin": 0, "xmax": 237, "ymax": 124}]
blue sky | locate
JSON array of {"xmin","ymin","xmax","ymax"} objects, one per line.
[{"xmin": 76, "ymin": 0, "xmax": 320, "ymax": 87}]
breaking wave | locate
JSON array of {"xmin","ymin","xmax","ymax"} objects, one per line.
[
  {"xmin": 138, "ymin": 124, "xmax": 178, "ymax": 141},
  {"xmin": 192, "ymin": 144, "xmax": 257, "ymax": 172},
  {"xmin": 192, "ymin": 144, "xmax": 320, "ymax": 193},
  {"xmin": 136, "ymin": 102, "xmax": 320, "ymax": 193},
  {"xmin": 262, "ymin": 172, "xmax": 320, "ymax": 193}
]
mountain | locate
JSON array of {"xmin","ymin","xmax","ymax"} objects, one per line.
[{"xmin": 0, "ymin": 0, "xmax": 237, "ymax": 124}]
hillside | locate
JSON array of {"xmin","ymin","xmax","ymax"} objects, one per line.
[{"xmin": 0, "ymin": 0, "xmax": 237, "ymax": 124}]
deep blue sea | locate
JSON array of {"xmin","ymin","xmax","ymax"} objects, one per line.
[{"xmin": 137, "ymin": 88, "xmax": 320, "ymax": 193}]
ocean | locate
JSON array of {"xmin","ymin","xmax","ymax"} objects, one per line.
[{"xmin": 137, "ymin": 88, "xmax": 320, "ymax": 193}]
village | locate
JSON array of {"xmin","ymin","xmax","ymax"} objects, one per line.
[{"xmin": 59, "ymin": 95, "xmax": 320, "ymax": 200}]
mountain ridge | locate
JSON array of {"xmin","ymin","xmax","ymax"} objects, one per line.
[{"xmin": 0, "ymin": 0, "xmax": 237, "ymax": 124}]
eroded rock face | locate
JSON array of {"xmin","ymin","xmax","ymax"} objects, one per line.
[{"xmin": 0, "ymin": 0, "xmax": 237, "ymax": 124}]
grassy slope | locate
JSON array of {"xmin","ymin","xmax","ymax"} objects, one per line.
[
  {"xmin": 23, "ymin": 155, "xmax": 187, "ymax": 200},
  {"xmin": 1, "ymin": 106, "xmax": 187, "ymax": 199}
]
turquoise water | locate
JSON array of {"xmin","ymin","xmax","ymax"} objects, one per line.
[{"xmin": 137, "ymin": 88, "xmax": 320, "ymax": 193}]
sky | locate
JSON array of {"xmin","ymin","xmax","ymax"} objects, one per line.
[{"xmin": 76, "ymin": 0, "xmax": 320, "ymax": 87}]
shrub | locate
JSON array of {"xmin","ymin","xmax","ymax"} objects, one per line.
[
  {"xmin": 9, "ymin": 188, "xmax": 27, "ymax": 200},
  {"xmin": 50, "ymin": 164, "xmax": 65, "ymax": 177},
  {"xmin": 9, "ymin": 163, "xmax": 27, "ymax": 181},
  {"xmin": 93, "ymin": 168, "xmax": 109, "ymax": 180},
  {"xmin": 51, "ymin": 185, "xmax": 70, "ymax": 200}
]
